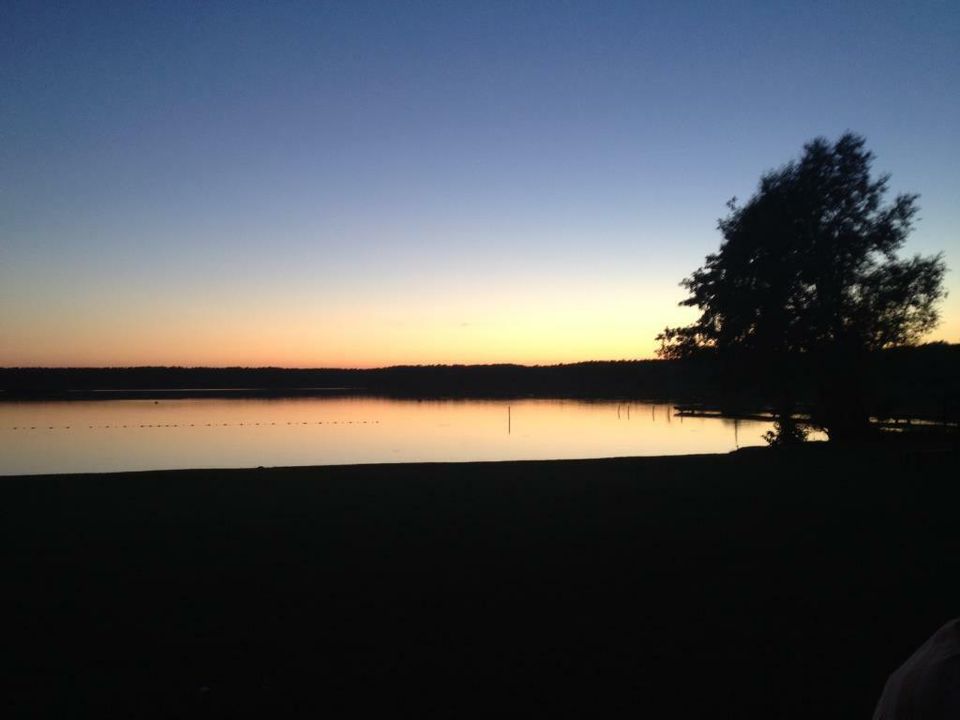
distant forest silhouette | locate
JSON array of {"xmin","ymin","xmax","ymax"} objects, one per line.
[{"xmin": 2, "ymin": 343, "xmax": 958, "ymax": 425}]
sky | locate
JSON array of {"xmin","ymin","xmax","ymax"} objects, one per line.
[{"xmin": 2, "ymin": 0, "xmax": 958, "ymax": 367}]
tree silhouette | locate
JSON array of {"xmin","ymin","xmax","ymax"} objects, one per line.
[{"xmin": 657, "ymin": 133, "xmax": 946, "ymax": 441}]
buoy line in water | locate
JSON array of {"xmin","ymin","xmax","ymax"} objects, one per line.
[{"xmin": 6, "ymin": 420, "xmax": 381, "ymax": 431}]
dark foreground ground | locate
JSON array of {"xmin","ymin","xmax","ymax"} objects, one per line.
[{"xmin": 4, "ymin": 445, "xmax": 959, "ymax": 718}]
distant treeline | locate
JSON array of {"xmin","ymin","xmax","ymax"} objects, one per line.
[
  {"xmin": 2, "ymin": 343, "xmax": 958, "ymax": 422},
  {"xmin": 0, "ymin": 361, "xmax": 704, "ymax": 401},
  {"xmin": 868, "ymin": 343, "xmax": 960, "ymax": 422}
]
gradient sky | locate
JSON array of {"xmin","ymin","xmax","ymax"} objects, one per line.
[{"xmin": 2, "ymin": 0, "xmax": 958, "ymax": 367}]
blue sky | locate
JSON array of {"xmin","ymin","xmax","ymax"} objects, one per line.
[{"xmin": 2, "ymin": 0, "xmax": 958, "ymax": 366}]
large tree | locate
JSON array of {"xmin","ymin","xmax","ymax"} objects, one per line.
[{"xmin": 657, "ymin": 133, "xmax": 946, "ymax": 441}]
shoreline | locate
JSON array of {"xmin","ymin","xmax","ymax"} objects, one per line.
[
  {"xmin": 3, "ymin": 450, "xmax": 744, "ymax": 479},
  {"xmin": 5, "ymin": 427, "xmax": 956, "ymax": 479}
]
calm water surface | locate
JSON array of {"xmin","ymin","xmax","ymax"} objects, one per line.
[{"xmin": 0, "ymin": 396, "xmax": 792, "ymax": 475}]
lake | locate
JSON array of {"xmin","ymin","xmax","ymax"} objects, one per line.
[{"xmin": 0, "ymin": 396, "xmax": 794, "ymax": 475}]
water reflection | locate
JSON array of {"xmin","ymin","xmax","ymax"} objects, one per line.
[{"xmin": 0, "ymin": 397, "xmax": 798, "ymax": 475}]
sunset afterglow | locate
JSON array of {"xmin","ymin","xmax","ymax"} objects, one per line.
[{"xmin": 3, "ymin": 2, "xmax": 958, "ymax": 367}]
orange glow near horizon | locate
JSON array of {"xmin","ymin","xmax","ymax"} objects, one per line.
[
  {"xmin": 0, "ymin": 282, "xmax": 703, "ymax": 367},
  {"xmin": 3, "ymin": 274, "xmax": 957, "ymax": 368}
]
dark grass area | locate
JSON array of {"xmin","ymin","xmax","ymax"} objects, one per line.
[{"xmin": 4, "ymin": 446, "xmax": 959, "ymax": 717}]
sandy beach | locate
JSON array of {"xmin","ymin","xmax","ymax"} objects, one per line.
[{"xmin": 5, "ymin": 445, "xmax": 959, "ymax": 717}]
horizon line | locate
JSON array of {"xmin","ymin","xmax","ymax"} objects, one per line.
[
  {"xmin": 2, "ymin": 341, "xmax": 957, "ymax": 373},
  {"xmin": 1, "ymin": 358, "xmax": 663, "ymax": 372}
]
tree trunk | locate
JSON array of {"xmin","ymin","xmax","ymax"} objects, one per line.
[{"xmin": 817, "ymin": 349, "xmax": 874, "ymax": 443}]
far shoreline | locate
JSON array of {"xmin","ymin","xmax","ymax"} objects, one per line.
[{"xmin": 3, "ymin": 345, "xmax": 957, "ymax": 424}]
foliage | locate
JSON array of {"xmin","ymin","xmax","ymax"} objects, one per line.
[
  {"xmin": 657, "ymin": 133, "xmax": 947, "ymax": 440},
  {"xmin": 762, "ymin": 418, "xmax": 809, "ymax": 447}
]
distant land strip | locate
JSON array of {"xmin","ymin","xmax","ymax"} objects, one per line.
[{"xmin": 1, "ymin": 344, "xmax": 958, "ymax": 424}]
